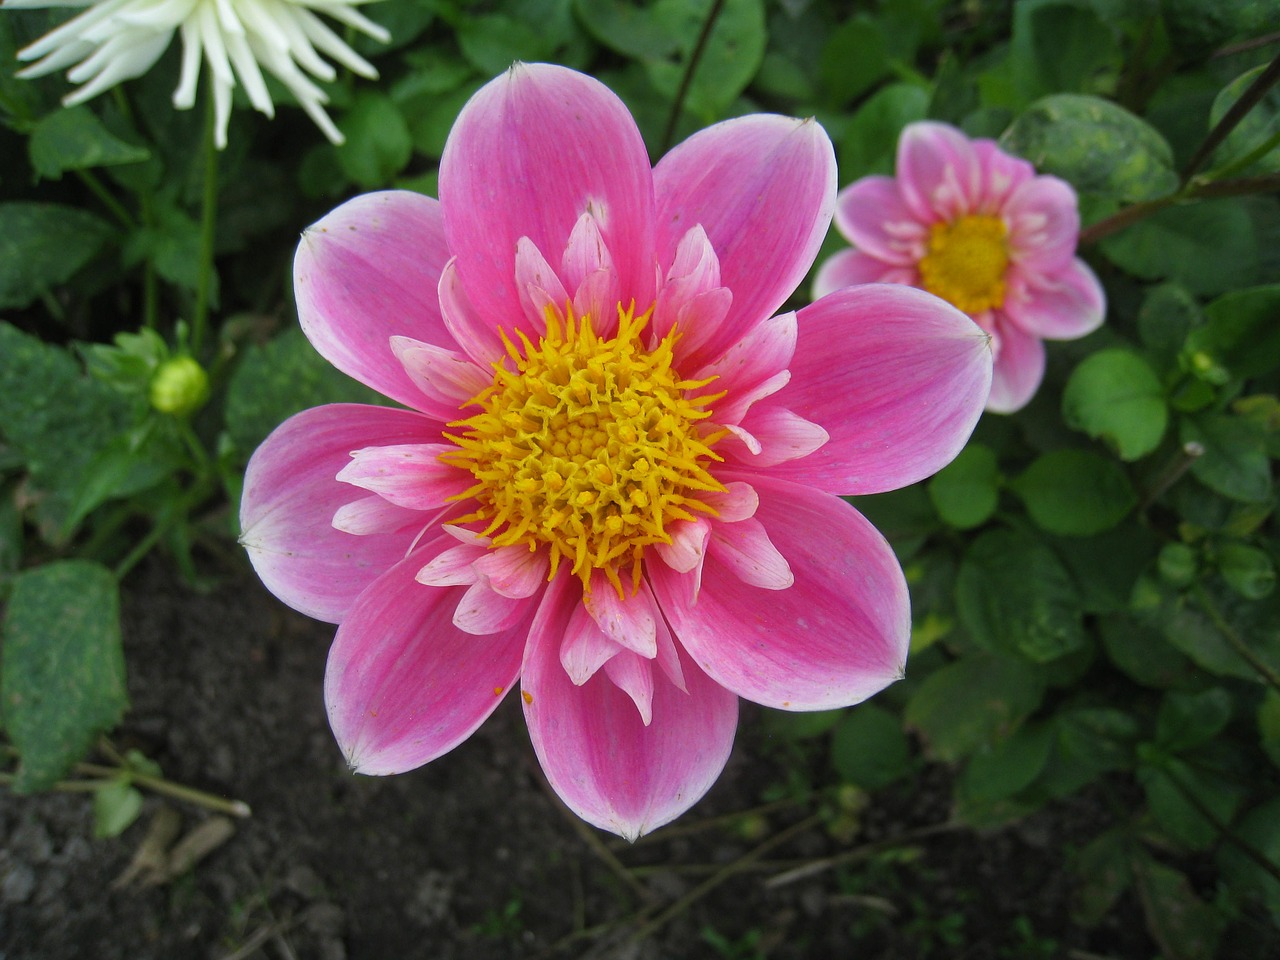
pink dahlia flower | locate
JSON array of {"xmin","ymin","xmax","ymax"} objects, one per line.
[
  {"xmin": 815, "ymin": 121, "xmax": 1105, "ymax": 413},
  {"xmin": 240, "ymin": 64, "xmax": 993, "ymax": 839}
]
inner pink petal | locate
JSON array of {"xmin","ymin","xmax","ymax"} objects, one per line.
[{"xmin": 337, "ymin": 443, "xmax": 473, "ymax": 511}]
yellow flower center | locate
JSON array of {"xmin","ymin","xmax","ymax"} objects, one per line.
[
  {"xmin": 442, "ymin": 303, "xmax": 725, "ymax": 598},
  {"xmin": 918, "ymin": 214, "xmax": 1009, "ymax": 314}
]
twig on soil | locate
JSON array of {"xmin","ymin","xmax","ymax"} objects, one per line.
[
  {"xmin": 213, "ymin": 916, "xmax": 299, "ymax": 960},
  {"xmin": 763, "ymin": 820, "xmax": 964, "ymax": 889}
]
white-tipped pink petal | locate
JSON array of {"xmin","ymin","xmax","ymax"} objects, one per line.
[
  {"xmin": 604, "ymin": 651, "xmax": 655, "ymax": 725},
  {"xmin": 973, "ymin": 139, "xmax": 1035, "ymax": 212},
  {"xmin": 473, "ymin": 545, "xmax": 550, "ymax": 599},
  {"xmin": 654, "ymin": 115, "xmax": 836, "ymax": 368},
  {"xmin": 1004, "ymin": 175, "xmax": 1081, "ymax": 271},
  {"xmin": 767, "ymin": 285, "xmax": 992, "ymax": 495},
  {"xmin": 985, "ymin": 315, "xmax": 1047, "ymax": 414},
  {"xmin": 703, "ymin": 481, "xmax": 758, "ymax": 522},
  {"xmin": 832, "ymin": 176, "xmax": 927, "ymax": 266},
  {"xmin": 324, "ymin": 542, "xmax": 533, "ymax": 775},
  {"xmin": 515, "ymin": 236, "xmax": 569, "ymax": 330},
  {"xmin": 723, "ymin": 406, "xmax": 829, "ymax": 467},
  {"xmin": 439, "ymin": 63, "xmax": 656, "ymax": 330},
  {"xmin": 523, "ymin": 573, "xmax": 738, "ymax": 840},
  {"xmin": 709, "ymin": 517, "xmax": 793, "ymax": 590},
  {"xmin": 294, "ymin": 191, "xmax": 452, "ymax": 410},
  {"xmin": 333, "ymin": 495, "xmax": 429, "ymax": 537},
  {"xmin": 439, "ymin": 258, "xmax": 504, "ymax": 366},
  {"xmin": 813, "ymin": 249, "xmax": 910, "ymax": 298},
  {"xmin": 390, "ymin": 337, "xmax": 490, "ymax": 423},
  {"xmin": 240, "ymin": 404, "xmax": 439, "ymax": 623},
  {"xmin": 896, "ymin": 121, "xmax": 982, "ymax": 223},
  {"xmin": 560, "ymin": 600, "xmax": 620, "ymax": 685},
  {"xmin": 415, "ymin": 543, "xmax": 484, "ymax": 587},
  {"xmin": 584, "ymin": 571, "xmax": 658, "ymax": 658},
  {"xmin": 652, "ymin": 225, "xmax": 731, "ymax": 354},
  {"xmin": 650, "ymin": 476, "xmax": 908, "ymax": 711},
  {"xmin": 453, "ymin": 580, "xmax": 528, "ymax": 635},
  {"xmin": 696, "ymin": 311, "xmax": 797, "ymax": 424},
  {"xmin": 562, "ymin": 212, "xmax": 621, "ymax": 333},
  {"xmin": 337, "ymin": 443, "xmax": 472, "ymax": 511},
  {"xmin": 653, "ymin": 517, "xmax": 711, "ymax": 576},
  {"xmin": 1003, "ymin": 257, "xmax": 1106, "ymax": 341}
]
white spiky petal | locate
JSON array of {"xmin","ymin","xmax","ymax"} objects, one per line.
[{"xmin": 5, "ymin": 0, "xmax": 389, "ymax": 147}]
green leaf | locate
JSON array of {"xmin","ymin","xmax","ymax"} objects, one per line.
[
  {"xmin": 1217, "ymin": 542, "xmax": 1276, "ymax": 599},
  {"xmin": 1099, "ymin": 199, "xmax": 1258, "ymax": 297},
  {"xmin": 959, "ymin": 720, "xmax": 1054, "ymax": 805},
  {"xmin": 904, "ymin": 654, "xmax": 1046, "ymax": 762},
  {"xmin": 0, "ymin": 202, "xmax": 115, "ymax": 309},
  {"xmin": 224, "ymin": 326, "xmax": 387, "ymax": 455},
  {"xmin": 1000, "ymin": 94, "xmax": 1177, "ymax": 201},
  {"xmin": 93, "ymin": 780, "xmax": 145, "ymax": 839},
  {"xmin": 457, "ymin": 14, "xmax": 556, "ymax": 74},
  {"xmin": 758, "ymin": 707, "xmax": 843, "ymax": 741},
  {"xmin": 926, "ymin": 444, "xmax": 999, "ymax": 530},
  {"xmin": 58, "ymin": 429, "xmax": 182, "ymax": 539},
  {"xmin": 838, "ymin": 82, "xmax": 931, "ymax": 179},
  {"xmin": 1071, "ymin": 829, "xmax": 1133, "ymax": 927},
  {"xmin": 1155, "ymin": 688, "xmax": 1233, "ymax": 751},
  {"xmin": 1011, "ymin": 450, "xmax": 1137, "ymax": 537},
  {"xmin": 1259, "ymin": 689, "xmax": 1280, "ymax": 769},
  {"xmin": 1217, "ymin": 797, "xmax": 1280, "ymax": 915},
  {"xmin": 1052, "ymin": 523, "xmax": 1161, "ymax": 615},
  {"xmin": 1062, "ymin": 349, "xmax": 1168, "ymax": 460},
  {"xmin": 1133, "ymin": 852, "xmax": 1224, "ymax": 960},
  {"xmin": 642, "ymin": 0, "xmax": 767, "ymax": 118},
  {"xmin": 335, "ymin": 92, "xmax": 413, "ymax": 189},
  {"xmin": 1186, "ymin": 284, "xmax": 1280, "ymax": 381},
  {"xmin": 573, "ymin": 0, "xmax": 681, "ymax": 59},
  {"xmin": 818, "ymin": 15, "xmax": 890, "ymax": 108},
  {"xmin": 1098, "ymin": 613, "xmax": 1196, "ymax": 688},
  {"xmin": 1139, "ymin": 752, "xmax": 1244, "ymax": 852},
  {"xmin": 1, "ymin": 561, "xmax": 126, "ymax": 792},
  {"xmin": 956, "ymin": 528, "xmax": 1086, "ymax": 661},
  {"xmin": 28, "ymin": 106, "xmax": 150, "ymax": 180},
  {"xmin": 1033, "ymin": 707, "xmax": 1138, "ymax": 799},
  {"xmin": 1137, "ymin": 282, "xmax": 1204, "ymax": 369},
  {"xmin": 1181, "ymin": 412, "xmax": 1271, "ymax": 504},
  {"xmin": 1022, "ymin": 1, "xmax": 1120, "ymax": 96},
  {"xmin": 123, "ymin": 201, "xmax": 208, "ymax": 295},
  {"xmin": 1210, "ymin": 65, "xmax": 1280, "ymax": 175},
  {"xmin": 829, "ymin": 704, "xmax": 911, "ymax": 790}
]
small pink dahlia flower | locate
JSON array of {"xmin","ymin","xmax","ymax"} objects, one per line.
[
  {"xmin": 815, "ymin": 121, "xmax": 1105, "ymax": 413},
  {"xmin": 240, "ymin": 64, "xmax": 992, "ymax": 839}
]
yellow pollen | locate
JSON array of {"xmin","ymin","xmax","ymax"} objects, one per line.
[
  {"xmin": 918, "ymin": 214, "xmax": 1009, "ymax": 314},
  {"xmin": 441, "ymin": 302, "xmax": 725, "ymax": 598}
]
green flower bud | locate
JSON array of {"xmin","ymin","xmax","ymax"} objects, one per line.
[
  {"xmin": 149, "ymin": 356, "xmax": 210, "ymax": 416},
  {"xmin": 1157, "ymin": 542, "xmax": 1197, "ymax": 587}
]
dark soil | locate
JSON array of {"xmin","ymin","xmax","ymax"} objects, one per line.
[{"xmin": 0, "ymin": 561, "xmax": 1211, "ymax": 959}]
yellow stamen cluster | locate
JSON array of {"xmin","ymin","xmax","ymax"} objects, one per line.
[
  {"xmin": 918, "ymin": 214, "xmax": 1010, "ymax": 314},
  {"xmin": 442, "ymin": 303, "xmax": 725, "ymax": 597}
]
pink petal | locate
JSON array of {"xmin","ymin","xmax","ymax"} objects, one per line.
[
  {"xmin": 649, "ymin": 475, "xmax": 909, "ymax": 710},
  {"xmin": 562, "ymin": 212, "xmax": 621, "ymax": 334},
  {"xmin": 703, "ymin": 481, "xmax": 758, "ymax": 522},
  {"xmin": 294, "ymin": 191, "xmax": 452, "ymax": 410},
  {"xmin": 653, "ymin": 517, "xmax": 710, "ymax": 577},
  {"xmin": 1004, "ymin": 257, "xmax": 1106, "ymax": 341},
  {"xmin": 1004, "ymin": 175, "xmax": 1080, "ymax": 272},
  {"xmin": 709, "ymin": 517, "xmax": 793, "ymax": 590},
  {"xmin": 722, "ymin": 406, "xmax": 829, "ymax": 467},
  {"xmin": 972, "ymin": 139, "xmax": 1036, "ymax": 213},
  {"xmin": 985, "ymin": 314, "xmax": 1047, "ymax": 414},
  {"xmin": 560, "ymin": 599, "xmax": 620, "ymax": 685},
  {"xmin": 652, "ymin": 224, "xmax": 731, "ymax": 358},
  {"xmin": 439, "ymin": 63, "xmax": 656, "ymax": 332},
  {"xmin": 583, "ymin": 572, "xmax": 658, "ymax": 658},
  {"xmin": 522, "ymin": 573, "xmax": 738, "ymax": 840},
  {"xmin": 654, "ymin": 115, "xmax": 836, "ymax": 369},
  {"xmin": 473, "ymin": 545, "xmax": 550, "ymax": 599},
  {"xmin": 337, "ymin": 443, "xmax": 473, "ymax": 511},
  {"xmin": 240, "ymin": 404, "xmax": 440, "ymax": 623},
  {"xmin": 896, "ymin": 121, "xmax": 982, "ymax": 223},
  {"xmin": 453, "ymin": 579, "xmax": 528, "ymax": 635},
  {"xmin": 439, "ymin": 258, "xmax": 503, "ymax": 366},
  {"xmin": 767, "ymin": 284, "xmax": 992, "ymax": 495},
  {"xmin": 324, "ymin": 539, "xmax": 535, "ymax": 775},
  {"xmin": 332, "ymin": 495, "xmax": 429, "ymax": 537},
  {"xmin": 812, "ymin": 249, "xmax": 908, "ymax": 298},
  {"xmin": 696, "ymin": 311, "xmax": 797, "ymax": 425},
  {"xmin": 832, "ymin": 176, "xmax": 927, "ymax": 266},
  {"xmin": 515, "ymin": 236, "xmax": 569, "ymax": 330},
  {"xmin": 415, "ymin": 542, "xmax": 484, "ymax": 587},
  {"xmin": 389, "ymin": 337, "xmax": 490, "ymax": 423},
  {"xmin": 603, "ymin": 651, "xmax": 655, "ymax": 725}
]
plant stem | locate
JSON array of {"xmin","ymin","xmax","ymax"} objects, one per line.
[
  {"xmin": 1181, "ymin": 53, "xmax": 1280, "ymax": 184},
  {"xmin": 75, "ymin": 169, "xmax": 136, "ymax": 231},
  {"xmin": 74, "ymin": 761, "xmax": 251, "ymax": 817},
  {"xmin": 191, "ymin": 89, "xmax": 220, "ymax": 357},
  {"xmin": 1137, "ymin": 441, "xmax": 1204, "ymax": 512},
  {"xmin": 659, "ymin": 0, "xmax": 728, "ymax": 154}
]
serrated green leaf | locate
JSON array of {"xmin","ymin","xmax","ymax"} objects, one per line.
[
  {"xmin": 1034, "ymin": 707, "xmax": 1138, "ymax": 799},
  {"xmin": 1001, "ymin": 93, "xmax": 1176, "ymax": 201},
  {"xmin": 956, "ymin": 528, "xmax": 1086, "ymax": 661},
  {"xmin": 1136, "ymin": 282, "xmax": 1204, "ymax": 369},
  {"xmin": 1, "ymin": 561, "xmax": 126, "ymax": 792},
  {"xmin": 926, "ymin": 443, "xmax": 1000, "ymax": 530},
  {"xmin": 1187, "ymin": 284, "xmax": 1280, "ymax": 381},
  {"xmin": 0, "ymin": 202, "xmax": 115, "ymax": 309},
  {"xmin": 1062, "ymin": 349, "xmax": 1168, "ymax": 460},
  {"xmin": 1011, "ymin": 450, "xmax": 1137, "ymax": 536},
  {"xmin": 1099, "ymin": 199, "xmax": 1258, "ymax": 297},
  {"xmin": 224, "ymin": 326, "xmax": 387, "ymax": 455},
  {"xmin": 829, "ymin": 704, "xmax": 911, "ymax": 790},
  {"xmin": 1139, "ymin": 752, "xmax": 1244, "ymax": 852},
  {"xmin": 1156, "ymin": 688, "xmax": 1234, "ymax": 751},
  {"xmin": 28, "ymin": 106, "xmax": 149, "ymax": 180},
  {"xmin": 643, "ymin": 0, "xmax": 766, "ymax": 118},
  {"xmin": 904, "ymin": 654, "xmax": 1046, "ymax": 762}
]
